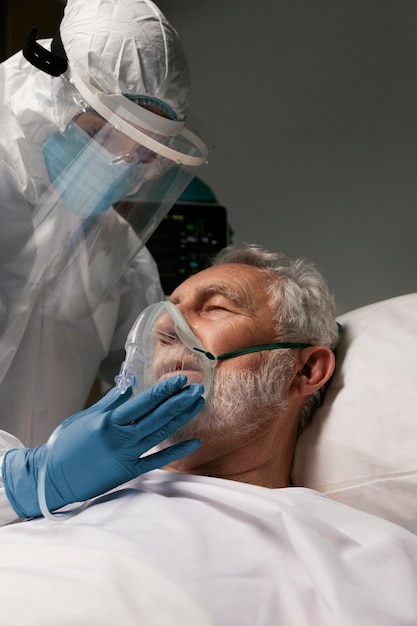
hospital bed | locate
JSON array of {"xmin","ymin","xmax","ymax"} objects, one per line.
[{"xmin": 0, "ymin": 292, "xmax": 416, "ymax": 625}]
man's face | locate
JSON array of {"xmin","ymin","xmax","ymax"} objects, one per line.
[
  {"xmin": 168, "ymin": 263, "xmax": 278, "ymax": 363},
  {"xmin": 161, "ymin": 263, "xmax": 296, "ymax": 444},
  {"xmin": 148, "ymin": 262, "xmax": 278, "ymax": 391}
]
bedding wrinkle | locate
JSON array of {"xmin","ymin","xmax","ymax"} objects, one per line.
[{"xmin": 1, "ymin": 471, "xmax": 416, "ymax": 625}]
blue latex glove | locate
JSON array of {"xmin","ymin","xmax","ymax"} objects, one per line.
[{"xmin": 2, "ymin": 374, "xmax": 203, "ymax": 519}]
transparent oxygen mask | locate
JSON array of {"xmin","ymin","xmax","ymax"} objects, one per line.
[{"xmin": 115, "ymin": 301, "xmax": 216, "ymax": 399}]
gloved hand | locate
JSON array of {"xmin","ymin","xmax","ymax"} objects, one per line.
[{"xmin": 2, "ymin": 374, "xmax": 204, "ymax": 519}]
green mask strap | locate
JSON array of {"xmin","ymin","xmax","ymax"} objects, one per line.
[{"xmin": 193, "ymin": 342, "xmax": 313, "ymax": 362}]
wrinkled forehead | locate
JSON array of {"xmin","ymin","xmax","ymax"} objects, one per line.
[{"xmin": 170, "ymin": 263, "xmax": 275, "ymax": 310}]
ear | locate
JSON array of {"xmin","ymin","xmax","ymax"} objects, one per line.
[{"xmin": 290, "ymin": 346, "xmax": 335, "ymax": 397}]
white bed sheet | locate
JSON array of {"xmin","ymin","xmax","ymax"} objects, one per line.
[
  {"xmin": 0, "ymin": 543, "xmax": 214, "ymax": 626},
  {"xmin": 0, "ymin": 469, "xmax": 416, "ymax": 625}
]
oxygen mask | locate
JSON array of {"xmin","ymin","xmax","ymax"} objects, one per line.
[{"xmin": 115, "ymin": 301, "xmax": 215, "ymax": 399}]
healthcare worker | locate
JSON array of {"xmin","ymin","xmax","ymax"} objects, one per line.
[{"xmin": 0, "ymin": 0, "xmax": 212, "ymax": 446}]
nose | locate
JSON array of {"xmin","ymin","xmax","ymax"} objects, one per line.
[
  {"xmin": 174, "ymin": 301, "xmax": 196, "ymax": 324},
  {"xmin": 152, "ymin": 312, "xmax": 179, "ymax": 347},
  {"xmin": 173, "ymin": 302, "xmax": 205, "ymax": 341}
]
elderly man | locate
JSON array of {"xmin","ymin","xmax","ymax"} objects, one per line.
[
  {"xmin": 155, "ymin": 244, "xmax": 338, "ymax": 488},
  {"xmin": 0, "ymin": 244, "xmax": 417, "ymax": 626}
]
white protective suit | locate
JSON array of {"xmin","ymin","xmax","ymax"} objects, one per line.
[
  {"xmin": 0, "ymin": 0, "xmax": 198, "ymax": 446},
  {"xmin": 0, "ymin": 469, "xmax": 417, "ymax": 625},
  {"xmin": 0, "ymin": 431, "xmax": 24, "ymax": 525}
]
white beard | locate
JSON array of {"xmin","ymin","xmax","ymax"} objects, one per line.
[{"xmin": 164, "ymin": 350, "xmax": 296, "ymax": 446}]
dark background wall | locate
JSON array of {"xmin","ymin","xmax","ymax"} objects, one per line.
[
  {"xmin": 3, "ymin": 0, "xmax": 417, "ymax": 313},
  {"xmin": 157, "ymin": 0, "xmax": 417, "ymax": 314},
  {"xmin": 1, "ymin": 0, "xmax": 65, "ymax": 59}
]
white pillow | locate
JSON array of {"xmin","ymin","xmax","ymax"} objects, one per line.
[{"xmin": 291, "ymin": 293, "xmax": 417, "ymax": 534}]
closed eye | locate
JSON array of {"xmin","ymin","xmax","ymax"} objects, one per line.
[
  {"xmin": 202, "ymin": 299, "xmax": 233, "ymax": 313},
  {"xmin": 205, "ymin": 304, "xmax": 228, "ymax": 311}
]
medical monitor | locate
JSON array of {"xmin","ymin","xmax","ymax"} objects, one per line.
[{"xmin": 146, "ymin": 202, "xmax": 229, "ymax": 295}]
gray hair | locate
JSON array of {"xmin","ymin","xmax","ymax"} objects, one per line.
[{"xmin": 211, "ymin": 244, "xmax": 339, "ymax": 431}]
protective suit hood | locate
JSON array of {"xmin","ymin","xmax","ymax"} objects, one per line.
[{"xmin": 59, "ymin": 0, "xmax": 191, "ymax": 120}]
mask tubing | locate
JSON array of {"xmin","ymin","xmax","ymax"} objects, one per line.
[
  {"xmin": 37, "ymin": 428, "xmax": 90, "ymax": 521},
  {"xmin": 37, "ymin": 387, "xmax": 125, "ymax": 520}
]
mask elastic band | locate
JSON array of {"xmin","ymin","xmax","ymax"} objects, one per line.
[{"xmin": 193, "ymin": 342, "xmax": 313, "ymax": 361}]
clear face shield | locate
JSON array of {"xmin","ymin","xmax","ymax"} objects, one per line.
[{"xmin": 23, "ymin": 63, "xmax": 213, "ymax": 320}]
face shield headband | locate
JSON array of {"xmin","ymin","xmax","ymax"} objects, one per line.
[{"xmin": 63, "ymin": 64, "xmax": 209, "ymax": 166}]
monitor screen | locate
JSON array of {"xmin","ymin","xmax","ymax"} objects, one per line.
[{"xmin": 146, "ymin": 202, "xmax": 229, "ymax": 295}]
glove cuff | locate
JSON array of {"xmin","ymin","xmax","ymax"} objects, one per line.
[{"xmin": 2, "ymin": 447, "xmax": 45, "ymax": 518}]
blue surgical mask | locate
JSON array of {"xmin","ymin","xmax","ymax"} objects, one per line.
[{"xmin": 42, "ymin": 122, "xmax": 139, "ymax": 217}]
